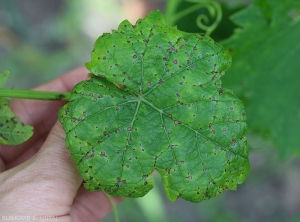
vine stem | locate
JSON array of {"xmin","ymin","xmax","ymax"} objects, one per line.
[
  {"xmin": 0, "ymin": 88, "xmax": 71, "ymax": 101},
  {"xmin": 104, "ymin": 192, "xmax": 119, "ymax": 222}
]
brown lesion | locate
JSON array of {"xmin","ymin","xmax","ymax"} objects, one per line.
[{"xmin": 115, "ymin": 83, "xmax": 125, "ymax": 89}]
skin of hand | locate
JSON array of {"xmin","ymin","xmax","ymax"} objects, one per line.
[{"xmin": 0, "ymin": 67, "xmax": 122, "ymax": 222}]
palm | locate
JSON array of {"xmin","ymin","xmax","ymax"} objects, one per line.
[{"xmin": 0, "ymin": 67, "xmax": 121, "ymax": 222}]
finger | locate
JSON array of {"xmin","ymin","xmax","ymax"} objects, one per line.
[
  {"xmin": 0, "ymin": 121, "xmax": 82, "ymax": 218},
  {"xmin": 0, "ymin": 67, "xmax": 89, "ymax": 165}
]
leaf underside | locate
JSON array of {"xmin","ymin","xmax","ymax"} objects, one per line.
[
  {"xmin": 59, "ymin": 10, "xmax": 249, "ymax": 203},
  {"xmin": 0, "ymin": 71, "xmax": 33, "ymax": 145}
]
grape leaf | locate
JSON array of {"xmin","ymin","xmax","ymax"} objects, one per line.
[
  {"xmin": 0, "ymin": 70, "xmax": 33, "ymax": 145},
  {"xmin": 221, "ymin": 0, "xmax": 300, "ymax": 158},
  {"xmin": 59, "ymin": 10, "xmax": 249, "ymax": 202}
]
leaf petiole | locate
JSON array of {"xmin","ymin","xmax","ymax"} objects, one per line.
[
  {"xmin": 104, "ymin": 192, "xmax": 119, "ymax": 222},
  {"xmin": 0, "ymin": 88, "xmax": 70, "ymax": 101}
]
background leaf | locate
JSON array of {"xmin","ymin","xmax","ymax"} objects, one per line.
[
  {"xmin": 60, "ymin": 10, "xmax": 249, "ymax": 203},
  {"xmin": 221, "ymin": 0, "xmax": 300, "ymax": 158},
  {"xmin": 0, "ymin": 70, "xmax": 33, "ymax": 145},
  {"xmin": 0, "ymin": 97, "xmax": 33, "ymax": 145}
]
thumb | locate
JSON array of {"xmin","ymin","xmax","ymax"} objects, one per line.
[{"xmin": 0, "ymin": 121, "xmax": 82, "ymax": 216}]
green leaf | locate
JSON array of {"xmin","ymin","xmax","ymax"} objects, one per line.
[
  {"xmin": 0, "ymin": 70, "xmax": 10, "ymax": 88},
  {"xmin": 59, "ymin": 10, "xmax": 249, "ymax": 202},
  {"xmin": 0, "ymin": 97, "xmax": 33, "ymax": 145},
  {"xmin": 0, "ymin": 70, "xmax": 33, "ymax": 145},
  {"xmin": 221, "ymin": 0, "xmax": 300, "ymax": 158}
]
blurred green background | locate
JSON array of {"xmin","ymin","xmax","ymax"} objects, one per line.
[{"xmin": 1, "ymin": 0, "xmax": 300, "ymax": 221}]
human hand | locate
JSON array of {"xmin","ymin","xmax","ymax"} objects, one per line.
[{"xmin": 0, "ymin": 67, "xmax": 122, "ymax": 222}]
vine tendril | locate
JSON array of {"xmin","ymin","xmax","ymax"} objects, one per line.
[
  {"xmin": 196, "ymin": 1, "xmax": 222, "ymax": 36},
  {"xmin": 166, "ymin": 0, "xmax": 222, "ymax": 36}
]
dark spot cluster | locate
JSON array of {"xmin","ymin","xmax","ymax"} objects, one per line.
[
  {"xmin": 71, "ymin": 117, "xmax": 84, "ymax": 123},
  {"xmin": 165, "ymin": 168, "xmax": 171, "ymax": 174},
  {"xmin": 84, "ymin": 148, "xmax": 95, "ymax": 160},
  {"xmin": 158, "ymin": 79, "xmax": 164, "ymax": 84},
  {"xmin": 100, "ymin": 151, "xmax": 107, "ymax": 157}
]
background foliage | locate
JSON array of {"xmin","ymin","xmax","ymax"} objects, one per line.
[{"xmin": 1, "ymin": 0, "xmax": 300, "ymax": 221}]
